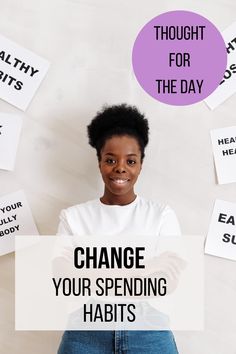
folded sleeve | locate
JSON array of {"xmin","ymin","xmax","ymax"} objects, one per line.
[
  {"xmin": 159, "ymin": 206, "xmax": 181, "ymax": 236},
  {"xmin": 56, "ymin": 209, "xmax": 73, "ymax": 236},
  {"xmin": 52, "ymin": 210, "xmax": 74, "ymax": 260}
]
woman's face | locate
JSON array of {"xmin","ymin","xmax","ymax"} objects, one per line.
[{"xmin": 99, "ymin": 135, "xmax": 142, "ymax": 205}]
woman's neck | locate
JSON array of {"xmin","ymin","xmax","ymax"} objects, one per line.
[{"xmin": 100, "ymin": 191, "xmax": 137, "ymax": 206}]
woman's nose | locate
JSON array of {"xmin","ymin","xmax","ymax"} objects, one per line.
[{"xmin": 114, "ymin": 161, "xmax": 126, "ymax": 173}]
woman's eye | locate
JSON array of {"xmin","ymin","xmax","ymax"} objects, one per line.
[
  {"xmin": 105, "ymin": 158, "xmax": 116, "ymax": 164},
  {"xmin": 127, "ymin": 159, "xmax": 136, "ymax": 165}
]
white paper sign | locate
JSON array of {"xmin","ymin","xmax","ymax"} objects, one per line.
[
  {"xmin": 205, "ymin": 22, "xmax": 236, "ymax": 109},
  {"xmin": 0, "ymin": 113, "xmax": 22, "ymax": 171},
  {"xmin": 205, "ymin": 199, "xmax": 236, "ymax": 261},
  {"xmin": 0, "ymin": 34, "xmax": 50, "ymax": 110},
  {"xmin": 0, "ymin": 190, "xmax": 39, "ymax": 256},
  {"xmin": 210, "ymin": 126, "xmax": 236, "ymax": 184}
]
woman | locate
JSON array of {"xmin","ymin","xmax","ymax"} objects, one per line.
[{"xmin": 57, "ymin": 103, "xmax": 180, "ymax": 353}]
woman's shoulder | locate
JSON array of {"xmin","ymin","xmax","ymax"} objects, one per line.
[
  {"xmin": 137, "ymin": 195, "xmax": 170, "ymax": 213},
  {"xmin": 60, "ymin": 198, "xmax": 100, "ymax": 219},
  {"xmin": 138, "ymin": 196, "xmax": 181, "ymax": 235}
]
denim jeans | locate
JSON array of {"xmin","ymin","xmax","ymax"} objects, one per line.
[{"xmin": 57, "ymin": 330, "xmax": 179, "ymax": 354}]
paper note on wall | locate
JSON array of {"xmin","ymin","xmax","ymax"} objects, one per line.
[
  {"xmin": 210, "ymin": 126, "xmax": 236, "ymax": 184},
  {"xmin": 0, "ymin": 113, "xmax": 22, "ymax": 171},
  {"xmin": 0, "ymin": 190, "xmax": 39, "ymax": 256},
  {"xmin": 205, "ymin": 22, "xmax": 236, "ymax": 109},
  {"xmin": 0, "ymin": 34, "xmax": 50, "ymax": 110},
  {"xmin": 205, "ymin": 199, "xmax": 236, "ymax": 261}
]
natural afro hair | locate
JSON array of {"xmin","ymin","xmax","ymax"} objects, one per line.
[{"xmin": 87, "ymin": 104, "xmax": 149, "ymax": 161}]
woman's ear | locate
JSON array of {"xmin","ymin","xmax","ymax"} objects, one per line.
[
  {"xmin": 140, "ymin": 157, "xmax": 143, "ymax": 170},
  {"xmin": 97, "ymin": 151, "xmax": 101, "ymax": 170},
  {"xmin": 98, "ymin": 158, "xmax": 101, "ymax": 171},
  {"xmin": 139, "ymin": 163, "xmax": 142, "ymax": 173}
]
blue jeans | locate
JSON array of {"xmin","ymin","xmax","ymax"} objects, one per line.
[{"xmin": 57, "ymin": 330, "xmax": 179, "ymax": 354}]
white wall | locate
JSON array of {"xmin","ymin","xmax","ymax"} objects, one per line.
[{"xmin": 0, "ymin": 1, "xmax": 236, "ymax": 353}]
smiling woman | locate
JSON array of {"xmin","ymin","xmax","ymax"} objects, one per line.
[
  {"xmin": 99, "ymin": 135, "xmax": 142, "ymax": 205},
  {"xmin": 56, "ymin": 103, "xmax": 181, "ymax": 354},
  {"xmin": 87, "ymin": 104, "xmax": 148, "ymax": 206}
]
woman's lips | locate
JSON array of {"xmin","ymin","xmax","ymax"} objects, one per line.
[{"xmin": 110, "ymin": 178, "xmax": 129, "ymax": 185}]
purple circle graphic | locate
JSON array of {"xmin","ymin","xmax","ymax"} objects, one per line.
[{"xmin": 132, "ymin": 11, "xmax": 227, "ymax": 105}]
